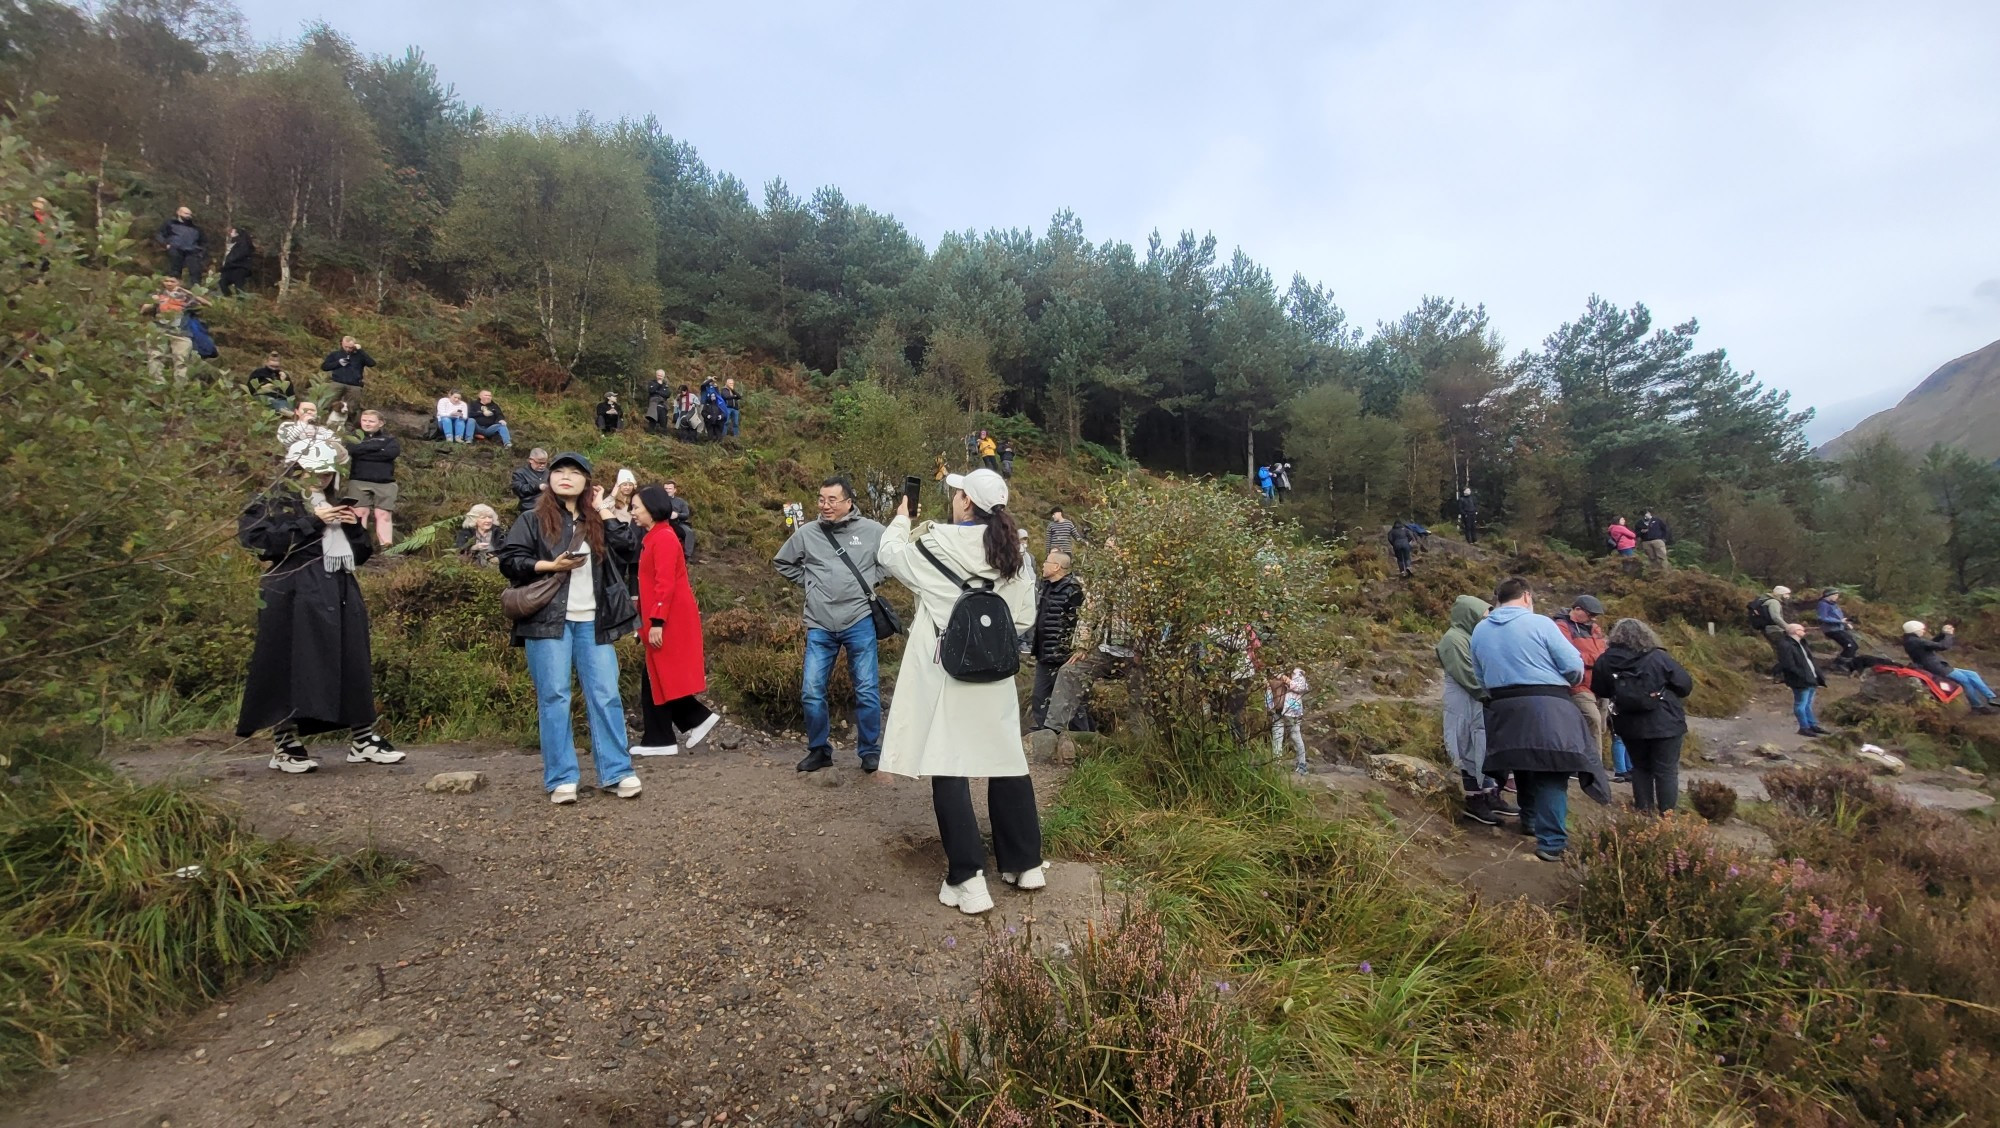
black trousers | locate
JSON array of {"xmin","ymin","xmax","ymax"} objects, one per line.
[
  {"xmin": 933, "ymin": 776, "xmax": 1041, "ymax": 885},
  {"xmin": 218, "ymin": 266, "xmax": 250, "ymax": 295},
  {"xmin": 1028, "ymin": 660, "xmax": 1060, "ymax": 728},
  {"xmin": 166, "ymin": 248, "xmax": 205, "ymax": 279},
  {"xmin": 1624, "ymin": 734, "xmax": 1683, "ymax": 813},
  {"xmin": 1459, "ymin": 514, "xmax": 1477, "ymax": 543},
  {"xmin": 637, "ymin": 664, "xmax": 713, "ymax": 747},
  {"xmin": 1825, "ymin": 629, "xmax": 1859, "ymax": 664},
  {"xmin": 1393, "ymin": 546, "xmax": 1412, "ymax": 573}
]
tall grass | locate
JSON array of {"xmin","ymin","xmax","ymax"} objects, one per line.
[
  {"xmin": 0, "ymin": 766, "xmax": 415, "ymax": 1086},
  {"xmin": 897, "ymin": 734, "xmax": 1736, "ymax": 1125}
]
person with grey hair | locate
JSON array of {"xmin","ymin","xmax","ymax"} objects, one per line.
[
  {"xmin": 1591, "ymin": 617, "xmax": 1695, "ymax": 813},
  {"xmin": 510, "ymin": 448, "xmax": 550, "ymax": 513}
]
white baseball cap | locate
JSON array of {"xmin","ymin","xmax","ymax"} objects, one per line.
[{"xmin": 944, "ymin": 468, "xmax": 1009, "ymax": 512}]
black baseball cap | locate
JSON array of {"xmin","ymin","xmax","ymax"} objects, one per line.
[{"xmin": 549, "ymin": 451, "xmax": 592, "ymax": 474}]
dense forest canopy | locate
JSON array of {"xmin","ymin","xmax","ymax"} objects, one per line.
[{"xmin": 5, "ymin": 0, "xmax": 1999, "ymax": 600}]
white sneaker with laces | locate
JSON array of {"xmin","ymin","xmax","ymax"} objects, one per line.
[
  {"xmin": 613, "ymin": 776, "xmax": 643, "ymax": 799},
  {"xmin": 682, "ymin": 714, "xmax": 721, "ymax": 750},
  {"xmin": 346, "ymin": 732, "xmax": 405, "ymax": 764},
  {"xmin": 268, "ymin": 753, "xmax": 319, "ymax": 774},
  {"xmin": 550, "ymin": 783, "xmax": 579, "ymax": 805},
  {"xmin": 1000, "ymin": 864, "xmax": 1048, "ymax": 891},
  {"xmin": 631, "ymin": 744, "xmax": 679, "ymax": 757},
  {"xmin": 937, "ymin": 872, "xmax": 994, "ymax": 915}
]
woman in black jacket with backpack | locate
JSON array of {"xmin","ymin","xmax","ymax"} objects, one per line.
[{"xmin": 1590, "ymin": 617, "xmax": 1695, "ymax": 814}]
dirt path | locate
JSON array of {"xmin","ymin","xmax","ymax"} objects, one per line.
[{"xmin": 10, "ymin": 726, "xmax": 1104, "ymax": 1128}]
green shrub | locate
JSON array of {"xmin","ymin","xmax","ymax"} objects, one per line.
[
  {"xmin": 1321, "ymin": 699, "xmax": 1444, "ymax": 764},
  {"xmin": 0, "ymin": 773, "xmax": 413, "ymax": 1085},
  {"xmin": 1688, "ymin": 778, "xmax": 1738, "ymax": 822},
  {"xmin": 887, "ymin": 909, "xmax": 1264, "ymax": 1125}
]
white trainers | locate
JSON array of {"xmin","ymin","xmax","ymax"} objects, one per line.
[
  {"xmin": 613, "ymin": 776, "xmax": 643, "ymax": 799},
  {"xmin": 630, "ymin": 744, "xmax": 679, "ymax": 757},
  {"xmin": 268, "ymin": 752, "xmax": 319, "ymax": 774},
  {"xmin": 682, "ymin": 714, "xmax": 721, "ymax": 750},
  {"xmin": 346, "ymin": 731, "xmax": 405, "ymax": 764},
  {"xmin": 1000, "ymin": 864, "xmax": 1048, "ymax": 891},
  {"xmin": 938, "ymin": 872, "xmax": 994, "ymax": 915},
  {"xmin": 550, "ymin": 783, "xmax": 579, "ymax": 805}
]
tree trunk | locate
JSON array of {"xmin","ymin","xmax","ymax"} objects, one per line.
[
  {"xmin": 278, "ymin": 181, "xmax": 302, "ymax": 301},
  {"xmin": 1244, "ymin": 419, "xmax": 1255, "ymax": 489}
]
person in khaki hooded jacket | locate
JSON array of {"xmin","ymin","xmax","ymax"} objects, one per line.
[{"xmin": 875, "ymin": 468, "xmax": 1037, "ymax": 917}]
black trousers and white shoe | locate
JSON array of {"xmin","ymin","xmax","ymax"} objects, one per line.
[
  {"xmin": 932, "ymin": 776, "xmax": 1042, "ymax": 886},
  {"xmin": 637, "ymin": 666, "xmax": 717, "ymax": 754}
]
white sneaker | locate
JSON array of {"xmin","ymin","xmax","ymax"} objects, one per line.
[
  {"xmin": 613, "ymin": 776, "xmax": 643, "ymax": 799},
  {"xmin": 346, "ymin": 731, "xmax": 405, "ymax": 764},
  {"xmin": 1000, "ymin": 864, "xmax": 1048, "ymax": 891},
  {"xmin": 268, "ymin": 753, "xmax": 319, "ymax": 774},
  {"xmin": 937, "ymin": 872, "xmax": 994, "ymax": 915},
  {"xmin": 682, "ymin": 713, "xmax": 721, "ymax": 750},
  {"xmin": 550, "ymin": 783, "xmax": 579, "ymax": 805},
  {"xmin": 630, "ymin": 744, "xmax": 679, "ymax": 757}
]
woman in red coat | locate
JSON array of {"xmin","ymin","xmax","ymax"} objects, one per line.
[{"xmin": 632, "ymin": 485, "xmax": 719, "ymax": 755}]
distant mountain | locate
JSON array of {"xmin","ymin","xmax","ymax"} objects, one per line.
[{"xmin": 1819, "ymin": 339, "xmax": 2000, "ymax": 462}]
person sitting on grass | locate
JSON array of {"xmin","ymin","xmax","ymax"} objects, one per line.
[
  {"xmin": 245, "ymin": 352, "xmax": 295, "ymax": 413},
  {"xmin": 596, "ymin": 391, "xmax": 622, "ymax": 434},
  {"xmin": 436, "ymin": 389, "xmax": 472, "ymax": 443},
  {"xmin": 470, "ymin": 389, "xmax": 513, "ymax": 449},
  {"xmin": 456, "ymin": 503, "xmax": 502, "ymax": 566},
  {"xmin": 1903, "ymin": 620, "xmax": 1998, "ymax": 715}
]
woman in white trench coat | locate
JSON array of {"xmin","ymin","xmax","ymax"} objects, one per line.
[{"xmin": 877, "ymin": 468, "xmax": 1042, "ymax": 915}]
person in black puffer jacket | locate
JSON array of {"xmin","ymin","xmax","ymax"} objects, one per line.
[
  {"xmin": 1028, "ymin": 551, "xmax": 1085, "ymax": 727},
  {"xmin": 1590, "ymin": 617, "xmax": 1695, "ymax": 814},
  {"xmin": 343, "ymin": 409, "xmax": 401, "ymax": 547},
  {"xmin": 498, "ymin": 452, "xmax": 643, "ymax": 805}
]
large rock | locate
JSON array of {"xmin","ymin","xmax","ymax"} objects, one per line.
[
  {"xmin": 1856, "ymin": 669, "xmax": 1930, "ymax": 706},
  {"xmin": 423, "ymin": 771, "xmax": 486, "ymax": 794},
  {"xmin": 1365, "ymin": 753, "xmax": 1452, "ymax": 798},
  {"xmin": 1853, "ymin": 745, "xmax": 1907, "ymax": 775}
]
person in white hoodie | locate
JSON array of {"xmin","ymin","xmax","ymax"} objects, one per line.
[
  {"xmin": 876, "ymin": 468, "xmax": 1040, "ymax": 915},
  {"xmin": 436, "ymin": 390, "xmax": 471, "ymax": 443}
]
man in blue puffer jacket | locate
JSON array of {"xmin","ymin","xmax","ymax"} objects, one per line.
[{"xmin": 1471, "ymin": 576, "xmax": 1612, "ymax": 862}]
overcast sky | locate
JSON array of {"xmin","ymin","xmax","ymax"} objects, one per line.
[{"xmin": 236, "ymin": 0, "xmax": 2000, "ymax": 441}]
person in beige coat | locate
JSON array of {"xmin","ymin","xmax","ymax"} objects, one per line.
[{"xmin": 878, "ymin": 468, "xmax": 1040, "ymax": 915}]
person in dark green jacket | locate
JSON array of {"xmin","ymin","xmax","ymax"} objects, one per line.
[{"xmin": 1437, "ymin": 594, "xmax": 1516, "ymax": 825}]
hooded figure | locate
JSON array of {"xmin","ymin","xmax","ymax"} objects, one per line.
[{"xmin": 1437, "ymin": 596, "xmax": 1490, "ymax": 774}]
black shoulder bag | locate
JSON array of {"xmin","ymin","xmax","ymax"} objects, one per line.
[{"xmin": 819, "ymin": 523, "xmax": 902, "ymax": 639}]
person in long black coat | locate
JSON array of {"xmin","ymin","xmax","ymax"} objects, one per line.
[
  {"xmin": 218, "ymin": 226, "xmax": 254, "ymax": 295},
  {"xmin": 234, "ymin": 475, "xmax": 404, "ymax": 774}
]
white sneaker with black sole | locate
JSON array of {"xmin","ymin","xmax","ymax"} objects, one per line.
[
  {"xmin": 630, "ymin": 744, "xmax": 679, "ymax": 757},
  {"xmin": 681, "ymin": 714, "xmax": 721, "ymax": 750},
  {"xmin": 1000, "ymin": 864, "xmax": 1048, "ymax": 891},
  {"xmin": 550, "ymin": 783, "xmax": 579, "ymax": 805},
  {"xmin": 346, "ymin": 730, "xmax": 405, "ymax": 764},
  {"xmin": 938, "ymin": 872, "xmax": 994, "ymax": 915},
  {"xmin": 269, "ymin": 735, "xmax": 319, "ymax": 774}
]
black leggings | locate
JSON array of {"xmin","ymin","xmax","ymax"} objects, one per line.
[
  {"xmin": 932, "ymin": 776, "xmax": 1042, "ymax": 885},
  {"xmin": 1624, "ymin": 734, "xmax": 1684, "ymax": 813},
  {"xmin": 637, "ymin": 664, "xmax": 713, "ymax": 747}
]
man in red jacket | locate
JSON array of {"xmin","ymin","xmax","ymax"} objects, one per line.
[{"xmin": 1553, "ymin": 595, "xmax": 1626, "ymax": 781}]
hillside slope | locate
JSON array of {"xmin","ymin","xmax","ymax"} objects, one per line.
[{"xmin": 1820, "ymin": 337, "xmax": 2000, "ymax": 460}]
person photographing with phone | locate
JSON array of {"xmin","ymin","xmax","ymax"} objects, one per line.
[
  {"xmin": 499, "ymin": 452, "xmax": 644, "ymax": 804},
  {"xmin": 235, "ymin": 440, "xmax": 403, "ymax": 774}
]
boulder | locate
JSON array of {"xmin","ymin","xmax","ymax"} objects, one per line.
[
  {"xmin": 1853, "ymin": 745, "xmax": 1907, "ymax": 775},
  {"xmin": 1856, "ymin": 669, "xmax": 1929, "ymax": 706},
  {"xmin": 423, "ymin": 771, "xmax": 486, "ymax": 794},
  {"xmin": 1365, "ymin": 753, "xmax": 1452, "ymax": 798}
]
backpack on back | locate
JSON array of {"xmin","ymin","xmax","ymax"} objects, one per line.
[
  {"xmin": 915, "ymin": 540, "xmax": 1020, "ymax": 683},
  {"xmin": 1746, "ymin": 597, "xmax": 1775, "ymax": 630},
  {"xmin": 1609, "ymin": 660, "xmax": 1667, "ymax": 714}
]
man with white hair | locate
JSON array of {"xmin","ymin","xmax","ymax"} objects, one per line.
[
  {"xmin": 1903, "ymin": 621, "xmax": 1997, "ymax": 715},
  {"xmin": 1754, "ymin": 585, "xmax": 1793, "ymax": 668}
]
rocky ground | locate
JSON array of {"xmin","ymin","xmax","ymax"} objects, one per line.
[{"xmin": 7, "ymin": 723, "xmax": 1106, "ymax": 1128}]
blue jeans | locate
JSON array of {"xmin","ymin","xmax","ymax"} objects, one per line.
[
  {"xmin": 1612, "ymin": 733, "xmax": 1629, "ymax": 775},
  {"xmin": 1949, "ymin": 669, "xmax": 1995, "ymax": 706},
  {"xmin": 802, "ymin": 619, "xmax": 882, "ymax": 759},
  {"xmin": 1514, "ymin": 769, "xmax": 1570, "ymax": 853},
  {"xmin": 439, "ymin": 416, "xmax": 471, "ymax": 441},
  {"xmin": 723, "ymin": 407, "xmax": 740, "ymax": 436},
  {"xmin": 1792, "ymin": 686, "xmax": 1818, "ymax": 730},
  {"xmin": 524, "ymin": 620, "xmax": 633, "ymax": 792},
  {"xmin": 475, "ymin": 420, "xmax": 513, "ymax": 447}
]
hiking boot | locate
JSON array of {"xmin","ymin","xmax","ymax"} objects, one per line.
[
  {"xmin": 631, "ymin": 744, "xmax": 679, "ymax": 757},
  {"xmin": 1533, "ymin": 848, "xmax": 1564, "ymax": 864},
  {"xmin": 938, "ymin": 872, "xmax": 994, "ymax": 915},
  {"xmin": 860, "ymin": 753, "xmax": 881, "ymax": 774},
  {"xmin": 796, "ymin": 750, "xmax": 833, "ymax": 773},
  {"xmin": 682, "ymin": 713, "xmax": 720, "ymax": 750},
  {"xmin": 1809, "ymin": 725, "xmax": 1833, "ymax": 736},
  {"xmin": 346, "ymin": 729, "xmax": 404, "ymax": 764},
  {"xmin": 612, "ymin": 776, "xmax": 642, "ymax": 799},
  {"xmin": 1001, "ymin": 864, "xmax": 1048, "ymax": 891},
  {"xmin": 1460, "ymin": 793, "xmax": 1501, "ymax": 826},
  {"xmin": 1797, "ymin": 728, "xmax": 1818, "ymax": 737},
  {"xmin": 1490, "ymin": 796, "xmax": 1521, "ymax": 817},
  {"xmin": 550, "ymin": 783, "xmax": 579, "ymax": 805}
]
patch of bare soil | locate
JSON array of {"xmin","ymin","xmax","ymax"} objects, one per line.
[{"xmin": 8, "ymin": 725, "xmax": 1104, "ymax": 1128}]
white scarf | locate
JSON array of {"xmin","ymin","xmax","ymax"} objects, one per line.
[{"xmin": 309, "ymin": 489, "xmax": 356, "ymax": 574}]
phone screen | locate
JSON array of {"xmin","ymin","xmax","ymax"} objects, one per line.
[{"xmin": 903, "ymin": 475, "xmax": 923, "ymax": 516}]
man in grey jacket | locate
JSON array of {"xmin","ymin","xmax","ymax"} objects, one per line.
[{"xmin": 773, "ymin": 477, "xmax": 888, "ymax": 773}]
